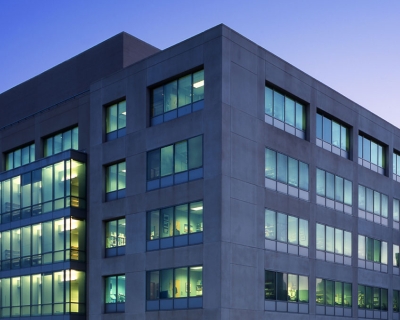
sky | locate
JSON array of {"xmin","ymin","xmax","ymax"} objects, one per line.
[{"xmin": 1, "ymin": 0, "xmax": 399, "ymax": 126}]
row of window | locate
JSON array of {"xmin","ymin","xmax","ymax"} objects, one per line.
[
  {"xmin": 0, "ymin": 270, "xmax": 85, "ymax": 317},
  {"xmin": 0, "ymin": 217, "xmax": 85, "ymax": 271}
]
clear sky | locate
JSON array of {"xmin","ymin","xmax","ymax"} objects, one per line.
[{"xmin": 1, "ymin": 0, "xmax": 399, "ymax": 126}]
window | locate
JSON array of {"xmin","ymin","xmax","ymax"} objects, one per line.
[
  {"xmin": 147, "ymin": 201, "xmax": 203, "ymax": 250},
  {"xmin": 105, "ymin": 218, "xmax": 126, "ymax": 257},
  {"xmin": 0, "ymin": 270, "xmax": 85, "ymax": 317},
  {"xmin": 147, "ymin": 135, "xmax": 203, "ymax": 190},
  {"xmin": 358, "ymin": 285, "xmax": 388, "ymax": 312},
  {"xmin": 316, "ymin": 113, "xmax": 349, "ymax": 158},
  {"xmin": 358, "ymin": 134, "xmax": 385, "ymax": 174},
  {"xmin": 265, "ymin": 85, "xmax": 306, "ymax": 139},
  {"xmin": 0, "ymin": 159, "xmax": 86, "ymax": 223},
  {"xmin": 265, "ymin": 270, "xmax": 308, "ymax": 313},
  {"xmin": 264, "ymin": 209, "xmax": 308, "ymax": 257},
  {"xmin": 358, "ymin": 235, "xmax": 387, "ymax": 273},
  {"xmin": 151, "ymin": 70, "xmax": 204, "ymax": 126},
  {"xmin": 5, "ymin": 144, "xmax": 35, "ymax": 170},
  {"xmin": 146, "ymin": 266, "xmax": 203, "ymax": 311},
  {"xmin": 316, "ymin": 168, "xmax": 352, "ymax": 214},
  {"xmin": 44, "ymin": 127, "xmax": 78, "ymax": 157},
  {"xmin": 265, "ymin": 148, "xmax": 309, "ymax": 200},
  {"xmin": 316, "ymin": 278, "xmax": 351, "ymax": 316},
  {"xmin": 394, "ymin": 198, "xmax": 400, "ymax": 230},
  {"xmin": 106, "ymin": 100, "xmax": 126, "ymax": 141},
  {"xmin": 316, "ymin": 223, "xmax": 352, "ymax": 265},
  {"xmin": 358, "ymin": 185, "xmax": 388, "ymax": 226},
  {"xmin": 0, "ymin": 218, "xmax": 85, "ymax": 271},
  {"xmin": 393, "ymin": 151, "xmax": 400, "ymax": 182},
  {"xmin": 105, "ymin": 275, "xmax": 125, "ymax": 313},
  {"xmin": 394, "ymin": 244, "xmax": 400, "ymax": 270},
  {"xmin": 394, "ymin": 290, "xmax": 400, "ymax": 313},
  {"xmin": 105, "ymin": 161, "xmax": 126, "ymax": 201}
]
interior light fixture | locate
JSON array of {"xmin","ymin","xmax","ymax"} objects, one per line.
[
  {"xmin": 190, "ymin": 266, "xmax": 203, "ymax": 270},
  {"xmin": 121, "ymin": 111, "xmax": 126, "ymax": 115},
  {"xmin": 191, "ymin": 206, "xmax": 203, "ymax": 211},
  {"xmin": 193, "ymin": 80, "xmax": 204, "ymax": 88}
]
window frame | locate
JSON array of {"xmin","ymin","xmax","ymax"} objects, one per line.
[
  {"xmin": 105, "ymin": 161, "xmax": 126, "ymax": 201},
  {"xmin": 105, "ymin": 100, "xmax": 126, "ymax": 141},
  {"xmin": 105, "ymin": 218, "xmax": 126, "ymax": 257},
  {"xmin": 358, "ymin": 133, "xmax": 385, "ymax": 174}
]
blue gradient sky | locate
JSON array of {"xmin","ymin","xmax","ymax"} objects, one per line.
[{"xmin": 1, "ymin": 1, "xmax": 399, "ymax": 126}]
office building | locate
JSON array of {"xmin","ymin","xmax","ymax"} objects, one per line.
[{"xmin": 0, "ymin": 24, "xmax": 399, "ymax": 319}]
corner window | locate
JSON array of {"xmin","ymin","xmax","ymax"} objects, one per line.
[
  {"xmin": 265, "ymin": 209, "xmax": 308, "ymax": 257},
  {"xmin": 265, "ymin": 85, "xmax": 306, "ymax": 139},
  {"xmin": 151, "ymin": 70, "xmax": 204, "ymax": 126},
  {"xmin": 316, "ymin": 278, "xmax": 352, "ymax": 316},
  {"xmin": 147, "ymin": 201, "xmax": 203, "ymax": 250},
  {"xmin": 106, "ymin": 100, "xmax": 126, "ymax": 141},
  {"xmin": 147, "ymin": 136, "xmax": 203, "ymax": 190},
  {"xmin": 44, "ymin": 127, "xmax": 79, "ymax": 157},
  {"xmin": 105, "ymin": 161, "xmax": 126, "ymax": 201},
  {"xmin": 358, "ymin": 235, "xmax": 387, "ymax": 273},
  {"xmin": 105, "ymin": 275, "xmax": 125, "ymax": 313},
  {"xmin": 358, "ymin": 185, "xmax": 388, "ymax": 226},
  {"xmin": 358, "ymin": 134, "xmax": 385, "ymax": 174},
  {"xmin": 105, "ymin": 218, "xmax": 126, "ymax": 257},
  {"xmin": 265, "ymin": 148, "xmax": 309, "ymax": 201},
  {"xmin": 265, "ymin": 270, "xmax": 308, "ymax": 313},
  {"xmin": 358, "ymin": 285, "xmax": 388, "ymax": 312},
  {"xmin": 146, "ymin": 266, "xmax": 203, "ymax": 311},
  {"xmin": 316, "ymin": 168, "xmax": 352, "ymax": 214},
  {"xmin": 5, "ymin": 144, "xmax": 35, "ymax": 170},
  {"xmin": 316, "ymin": 223, "xmax": 352, "ymax": 265},
  {"xmin": 316, "ymin": 113, "xmax": 349, "ymax": 158}
]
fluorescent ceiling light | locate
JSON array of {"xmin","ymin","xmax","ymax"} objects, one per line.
[
  {"xmin": 121, "ymin": 111, "xmax": 126, "ymax": 115},
  {"xmin": 193, "ymin": 80, "xmax": 204, "ymax": 88},
  {"xmin": 191, "ymin": 206, "xmax": 203, "ymax": 211}
]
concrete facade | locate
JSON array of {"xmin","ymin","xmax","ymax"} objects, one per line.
[{"xmin": 1, "ymin": 24, "xmax": 400, "ymax": 319}]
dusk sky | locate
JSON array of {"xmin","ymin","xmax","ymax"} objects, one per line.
[{"xmin": 1, "ymin": 1, "xmax": 399, "ymax": 126}]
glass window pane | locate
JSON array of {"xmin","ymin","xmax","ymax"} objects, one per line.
[
  {"xmin": 118, "ymin": 101, "xmax": 126, "ymax": 129},
  {"xmin": 335, "ymin": 229, "xmax": 343, "ymax": 254},
  {"xmin": 148, "ymin": 210, "xmax": 159, "ymax": 240},
  {"xmin": 192, "ymin": 70, "xmax": 204, "ymax": 102},
  {"xmin": 106, "ymin": 105, "xmax": 118, "ymax": 133},
  {"xmin": 370, "ymin": 141, "xmax": 378, "ymax": 165},
  {"xmin": 299, "ymin": 276, "xmax": 308, "ymax": 303},
  {"xmin": 358, "ymin": 285, "xmax": 365, "ymax": 308},
  {"xmin": 365, "ymin": 286, "xmax": 372, "ymax": 309},
  {"xmin": 174, "ymin": 141, "xmax": 188, "ymax": 173},
  {"xmin": 174, "ymin": 268, "xmax": 188, "ymax": 298},
  {"xmin": 363, "ymin": 137, "xmax": 371, "ymax": 162},
  {"xmin": 147, "ymin": 150, "xmax": 160, "ymax": 180},
  {"xmin": 381, "ymin": 241, "xmax": 387, "ymax": 265},
  {"xmin": 378, "ymin": 146, "xmax": 384, "ymax": 168},
  {"xmin": 373, "ymin": 191, "xmax": 380, "ymax": 215},
  {"xmin": 395, "ymin": 199, "xmax": 400, "ymax": 222},
  {"xmin": 105, "ymin": 276, "xmax": 116, "ymax": 303},
  {"xmin": 265, "ymin": 209, "xmax": 276, "ymax": 240},
  {"xmin": 366, "ymin": 237, "xmax": 374, "ymax": 261},
  {"xmin": 366, "ymin": 188, "xmax": 373, "ymax": 212},
  {"xmin": 160, "ymin": 269, "xmax": 173, "ymax": 298},
  {"xmin": 265, "ymin": 149, "xmax": 276, "ymax": 179},
  {"xmin": 299, "ymin": 219, "xmax": 308, "ymax": 247},
  {"xmin": 358, "ymin": 135, "xmax": 363, "ymax": 158},
  {"xmin": 316, "ymin": 169, "xmax": 325, "ymax": 196},
  {"xmin": 265, "ymin": 271, "xmax": 276, "ymax": 300},
  {"xmin": 161, "ymin": 145, "xmax": 173, "ymax": 177},
  {"xmin": 326, "ymin": 172, "xmax": 334, "ymax": 200},
  {"xmin": 160, "ymin": 207, "xmax": 173, "ymax": 238},
  {"xmin": 265, "ymin": 87, "xmax": 273, "ymax": 116},
  {"xmin": 118, "ymin": 162, "xmax": 126, "ymax": 190},
  {"xmin": 189, "ymin": 201, "xmax": 203, "ymax": 233},
  {"xmin": 394, "ymin": 245, "xmax": 399, "ymax": 267},
  {"xmin": 288, "ymin": 157, "xmax": 298, "ymax": 187},
  {"xmin": 106, "ymin": 164, "xmax": 117, "ymax": 193},
  {"xmin": 106, "ymin": 221, "xmax": 117, "ymax": 248},
  {"xmin": 277, "ymin": 153, "xmax": 287, "ymax": 184},
  {"xmin": 273, "ymin": 92, "xmax": 284, "ymax": 121},
  {"xmin": 344, "ymin": 231, "xmax": 352, "ymax": 257},
  {"xmin": 316, "ymin": 278, "xmax": 325, "ymax": 305},
  {"xmin": 316, "ymin": 114, "xmax": 323, "ymax": 140},
  {"xmin": 6, "ymin": 152, "xmax": 13, "ymax": 170},
  {"xmin": 14, "ymin": 149, "xmax": 21, "ymax": 168},
  {"xmin": 188, "ymin": 136, "xmax": 203, "ymax": 170},
  {"xmin": 295, "ymin": 103, "xmax": 305, "ymax": 130},
  {"xmin": 54, "ymin": 133, "xmax": 62, "ymax": 155},
  {"xmin": 117, "ymin": 275, "xmax": 125, "ymax": 303},
  {"xmin": 374, "ymin": 239, "xmax": 381, "ymax": 262},
  {"xmin": 394, "ymin": 290, "xmax": 399, "ymax": 312},
  {"xmin": 335, "ymin": 282, "xmax": 343, "ymax": 306},
  {"xmin": 285, "ymin": 97, "xmax": 295, "ymax": 126},
  {"xmin": 373, "ymin": 287, "xmax": 380, "ymax": 310},
  {"xmin": 164, "ymin": 81, "xmax": 177, "ymax": 112},
  {"xmin": 381, "ymin": 194, "xmax": 388, "ymax": 218},
  {"xmin": 175, "ymin": 204, "xmax": 188, "ymax": 235},
  {"xmin": 277, "ymin": 213, "xmax": 287, "ymax": 243},
  {"xmin": 287, "ymin": 274, "xmax": 298, "ymax": 302},
  {"xmin": 178, "ymin": 75, "xmax": 192, "ymax": 107},
  {"xmin": 323, "ymin": 117, "xmax": 332, "ymax": 143},
  {"xmin": 316, "ymin": 224, "xmax": 325, "ymax": 251},
  {"xmin": 358, "ymin": 185, "xmax": 365, "ymax": 210},
  {"xmin": 299, "ymin": 162, "xmax": 309, "ymax": 191},
  {"xmin": 152, "ymin": 87, "xmax": 164, "ymax": 117},
  {"xmin": 344, "ymin": 179, "xmax": 352, "ymax": 206},
  {"xmin": 189, "ymin": 266, "xmax": 203, "ymax": 297},
  {"xmin": 63, "ymin": 130, "xmax": 71, "ymax": 151},
  {"xmin": 326, "ymin": 280, "xmax": 334, "ymax": 306},
  {"xmin": 341, "ymin": 126, "xmax": 349, "ymax": 151},
  {"xmin": 344, "ymin": 283, "xmax": 352, "ymax": 307},
  {"xmin": 288, "ymin": 216, "xmax": 298, "ymax": 245},
  {"xmin": 72, "ymin": 127, "xmax": 79, "ymax": 150},
  {"xmin": 21, "ymin": 146, "xmax": 29, "ymax": 165},
  {"xmin": 381, "ymin": 289, "xmax": 388, "ymax": 311},
  {"xmin": 335, "ymin": 176, "xmax": 344, "ymax": 202},
  {"xmin": 332, "ymin": 121, "xmax": 340, "ymax": 147},
  {"xmin": 276, "ymin": 272, "xmax": 287, "ymax": 301},
  {"xmin": 326, "ymin": 226, "xmax": 334, "ymax": 253},
  {"xmin": 147, "ymin": 271, "xmax": 159, "ymax": 300}
]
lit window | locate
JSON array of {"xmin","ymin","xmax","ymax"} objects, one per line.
[
  {"xmin": 105, "ymin": 275, "xmax": 125, "ymax": 313},
  {"xmin": 151, "ymin": 70, "xmax": 204, "ymax": 126},
  {"xmin": 265, "ymin": 85, "xmax": 306, "ymax": 139},
  {"xmin": 358, "ymin": 285, "xmax": 387, "ymax": 311},
  {"xmin": 105, "ymin": 218, "xmax": 126, "ymax": 257},
  {"xmin": 358, "ymin": 235, "xmax": 387, "ymax": 273},
  {"xmin": 105, "ymin": 161, "xmax": 126, "ymax": 201},
  {"xmin": 44, "ymin": 127, "xmax": 78, "ymax": 157},
  {"xmin": 316, "ymin": 278, "xmax": 352, "ymax": 314},
  {"xmin": 147, "ymin": 136, "xmax": 203, "ymax": 190},
  {"xmin": 106, "ymin": 100, "xmax": 126, "ymax": 141},
  {"xmin": 358, "ymin": 185, "xmax": 388, "ymax": 226},
  {"xmin": 358, "ymin": 134, "xmax": 385, "ymax": 174},
  {"xmin": 316, "ymin": 113, "xmax": 349, "ymax": 158},
  {"xmin": 5, "ymin": 144, "xmax": 35, "ymax": 170}
]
